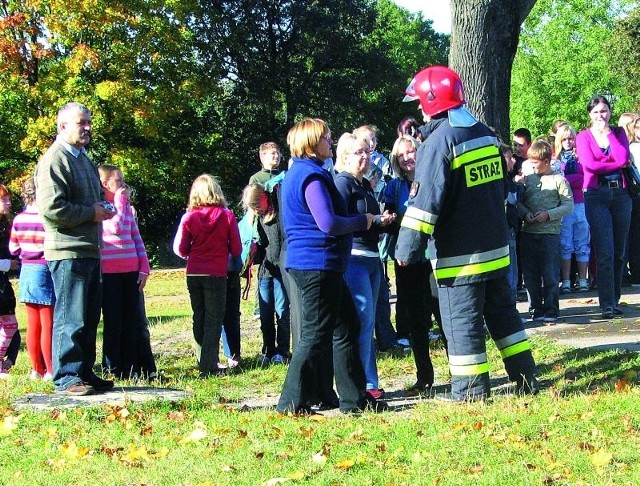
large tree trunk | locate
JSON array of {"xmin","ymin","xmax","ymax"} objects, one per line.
[{"xmin": 449, "ymin": 0, "xmax": 537, "ymax": 141}]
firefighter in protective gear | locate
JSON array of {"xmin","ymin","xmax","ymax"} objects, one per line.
[{"xmin": 395, "ymin": 66, "xmax": 538, "ymax": 401}]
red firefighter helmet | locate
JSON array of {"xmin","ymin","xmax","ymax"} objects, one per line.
[{"xmin": 403, "ymin": 65, "xmax": 466, "ymax": 117}]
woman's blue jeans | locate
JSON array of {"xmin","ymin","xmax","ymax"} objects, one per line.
[
  {"xmin": 584, "ymin": 187, "xmax": 632, "ymax": 310},
  {"xmin": 344, "ymin": 255, "xmax": 382, "ymax": 390}
]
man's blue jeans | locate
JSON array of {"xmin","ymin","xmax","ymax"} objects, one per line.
[
  {"xmin": 48, "ymin": 258, "xmax": 102, "ymax": 391},
  {"xmin": 584, "ymin": 187, "xmax": 632, "ymax": 310}
]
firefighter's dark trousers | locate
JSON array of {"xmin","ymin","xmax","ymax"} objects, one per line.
[{"xmin": 438, "ymin": 275, "xmax": 537, "ymax": 399}]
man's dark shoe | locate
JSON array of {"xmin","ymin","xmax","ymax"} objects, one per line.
[
  {"xmin": 435, "ymin": 392, "xmax": 487, "ymax": 403},
  {"xmin": 56, "ymin": 382, "xmax": 95, "ymax": 396},
  {"xmin": 87, "ymin": 375, "xmax": 114, "ymax": 392},
  {"xmin": 310, "ymin": 399, "xmax": 340, "ymax": 412}
]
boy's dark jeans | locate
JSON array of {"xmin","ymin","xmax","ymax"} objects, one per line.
[{"xmin": 521, "ymin": 232, "xmax": 560, "ymax": 318}]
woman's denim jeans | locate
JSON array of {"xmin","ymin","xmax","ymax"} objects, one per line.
[
  {"xmin": 584, "ymin": 187, "xmax": 632, "ymax": 309},
  {"xmin": 344, "ymin": 255, "xmax": 382, "ymax": 390}
]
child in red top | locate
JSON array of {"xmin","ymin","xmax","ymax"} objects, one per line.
[{"xmin": 173, "ymin": 174, "xmax": 241, "ymax": 377}]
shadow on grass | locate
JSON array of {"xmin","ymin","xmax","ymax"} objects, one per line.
[{"xmin": 538, "ymin": 346, "xmax": 640, "ymax": 395}]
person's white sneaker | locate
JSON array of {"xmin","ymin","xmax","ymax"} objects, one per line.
[{"xmin": 29, "ymin": 370, "xmax": 43, "ymax": 380}]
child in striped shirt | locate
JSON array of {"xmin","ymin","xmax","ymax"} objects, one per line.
[
  {"xmin": 99, "ymin": 165, "xmax": 156, "ymax": 380},
  {"xmin": 9, "ymin": 178, "xmax": 54, "ymax": 380}
]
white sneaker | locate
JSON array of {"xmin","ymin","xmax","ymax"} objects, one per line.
[
  {"xmin": 29, "ymin": 370, "xmax": 43, "ymax": 380},
  {"xmin": 227, "ymin": 356, "xmax": 241, "ymax": 369},
  {"xmin": 42, "ymin": 372, "xmax": 54, "ymax": 381},
  {"xmin": 0, "ymin": 371, "xmax": 10, "ymax": 380}
]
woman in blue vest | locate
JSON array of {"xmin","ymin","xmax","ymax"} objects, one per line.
[{"xmin": 276, "ymin": 118, "xmax": 386, "ymax": 414}]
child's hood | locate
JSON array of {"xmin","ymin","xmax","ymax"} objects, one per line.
[{"xmin": 187, "ymin": 206, "xmax": 229, "ymax": 233}]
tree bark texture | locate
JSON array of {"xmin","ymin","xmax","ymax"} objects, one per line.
[{"xmin": 449, "ymin": 0, "xmax": 537, "ymax": 141}]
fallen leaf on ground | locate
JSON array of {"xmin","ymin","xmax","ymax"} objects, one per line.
[
  {"xmin": 288, "ymin": 470, "xmax": 305, "ymax": 480},
  {"xmin": 60, "ymin": 441, "xmax": 90, "ymax": 460},
  {"xmin": 615, "ymin": 379, "xmax": 631, "ymax": 393},
  {"xmin": 0, "ymin": 415, "xmax": 20, "ymax": 436},
  {"xmin": 335, "ymin": 458, "xmax": 355, "ymax": 470},
  {"xmin": 168, "ymin": 411, "xmax": 185, "ymax": 421},
  {"xmin": 180, "ymin": 428, "xmax": 207, "ymax": 443},
  {"xmin": 299, "ymin": 426, "xmax": 315, "ymax": 438},
  {"xmin": 578, "ymin": 442, "xmax": 595, "ymax": 452},
  {"xmin": 312, "ymin": 443, "xmax": 330, "ymax": 464},
  {"xmin": 309, "ymin": 414, "xmax": 326, "ymax": 422},
  {"xmin": 264, "ymin": 479, "xmax": 290, "ymax": 486},
  {"xmin": 590, "ymin": 449, "xmax": 613, "ymax": 467}
]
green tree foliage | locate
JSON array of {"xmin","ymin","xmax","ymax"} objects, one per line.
[
  {"xmin": 610, "ymin": 6, "xmax": 640, "ymax": 112},
  {"xmin": 510, "ymin": 0, "xmax": 637, "ymax": 138},
  {"xmin": 0, "ymin": 0, "xmax": 447, "ymax": 264}
]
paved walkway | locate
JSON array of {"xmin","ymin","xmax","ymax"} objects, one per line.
[
  {"xmin": 13, "ymin": 387, "xmax": 189, "ymax": 411},
  {"xmin": 519, "ymin": 286, "xmax": 640, "ymax": 352}
]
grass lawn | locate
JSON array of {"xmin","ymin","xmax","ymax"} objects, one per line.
[{"xmin": 1, "ymin": 269, "xmax": 639, "ymax": 485}]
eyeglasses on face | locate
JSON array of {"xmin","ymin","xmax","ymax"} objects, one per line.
[{"xmin": 350, "ymin": 149, "xmax": 371, "ymax": 156}]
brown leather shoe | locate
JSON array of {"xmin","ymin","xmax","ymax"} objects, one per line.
[{"xmin": 57, "ymin": 382, "xmax": 95, "ymax": 396}]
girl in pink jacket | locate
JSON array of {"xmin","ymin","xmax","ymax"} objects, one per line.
[{"xmin": 173, "ymin": 174, "xmax": 241, "ymax": 377}]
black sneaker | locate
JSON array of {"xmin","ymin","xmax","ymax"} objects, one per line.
[
  {"xmin": 86, "ymin": 375, "xmax": 114, "ymax": 392},
  {"xmin": 602, "ymin": 307, "xmax": 615, "ymax": 319},
  {"xmin": 341, "ymin": 396, "xmax": 389, "ymax": 414}
]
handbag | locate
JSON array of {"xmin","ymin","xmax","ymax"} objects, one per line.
[{"xmin": 622, "ymin": 163, "xmax": 640, "ymax": 199}]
